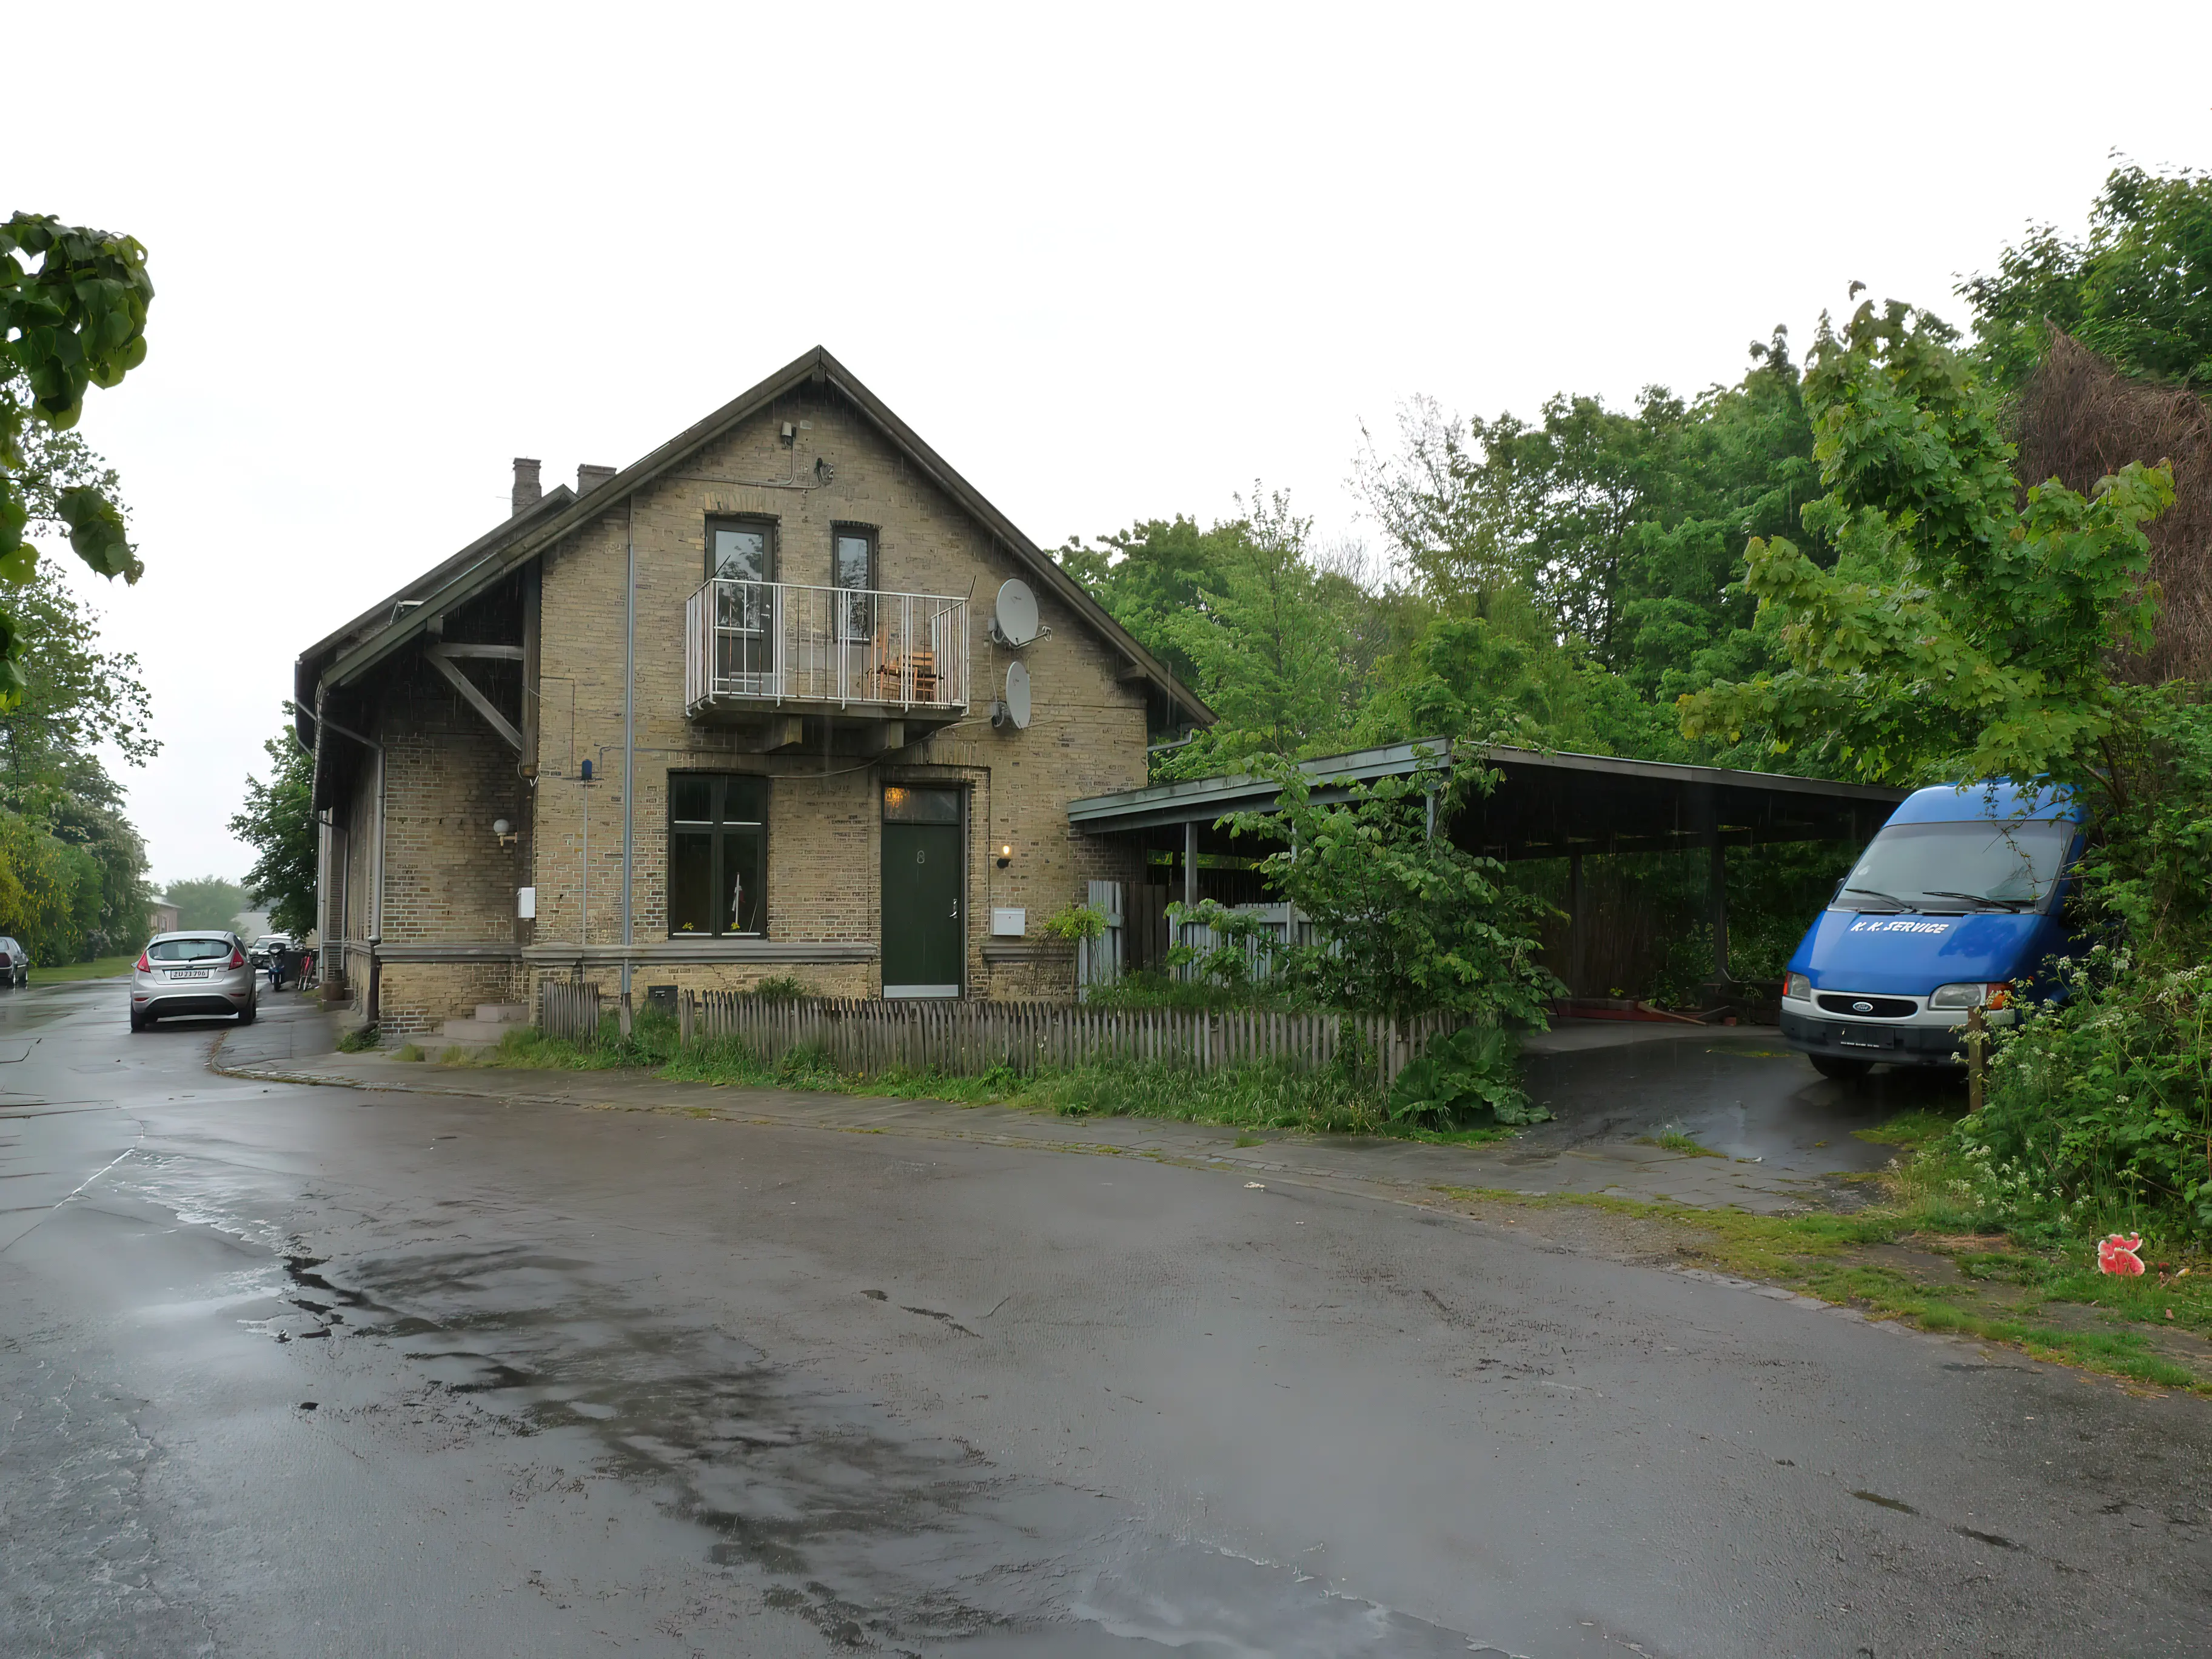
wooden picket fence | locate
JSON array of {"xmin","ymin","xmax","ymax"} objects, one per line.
[{"xmin": 537, "ymin": 980, "xmax": 1453, "ymax": 1090}]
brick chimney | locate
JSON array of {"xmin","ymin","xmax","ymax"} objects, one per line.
[
  {"xmin": 577, "ymin": 463, "xmax": 617, "ymax": 494},
  {"xmin": 511, "ymin": 457, "xmax": 542, "ymax": 517}
]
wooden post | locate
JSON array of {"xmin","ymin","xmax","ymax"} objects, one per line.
[
  {"xmin": 1709, "ymin": 833, "xmax": 1730, "ymax": 987},
  {"xmin": 1567, "ymin": 851, "xmax": 1584, "ymax": 997},
  {"xmin": 1966, "ymin": 1004, "xmax": 1987, "ymax": 1111}
]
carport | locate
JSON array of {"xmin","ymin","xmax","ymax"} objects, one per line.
[{"xmin": 1067, "ymin": 741, "xmax": 1908, "ymax": 985}]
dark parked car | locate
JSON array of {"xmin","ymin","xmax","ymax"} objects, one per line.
[{"xmin": 0, "ymin": 937, "xmax": 25, "ymax": 988}]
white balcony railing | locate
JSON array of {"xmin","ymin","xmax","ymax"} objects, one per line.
[{"xmin": 685, "ymin": 579, "xmax": 970, "ymax": 718}]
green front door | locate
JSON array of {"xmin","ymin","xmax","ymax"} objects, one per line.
[{"xmin": 882, "ymin": 786, "xmax": 964, "ymax": 996}]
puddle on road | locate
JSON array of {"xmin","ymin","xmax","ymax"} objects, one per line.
[{"xmin": 114, "ymin": 1156, "xmax": 1561, "ymax": 1657}]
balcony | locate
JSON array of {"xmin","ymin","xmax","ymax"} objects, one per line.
[{"xmin": 685, "ymin": 579, "xmax": 970, "ymax": 748}]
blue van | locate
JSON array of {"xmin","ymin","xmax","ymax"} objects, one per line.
[{"xmin": 1778, "ymin": 780, "xmax": 2085, "ymax": 1079}]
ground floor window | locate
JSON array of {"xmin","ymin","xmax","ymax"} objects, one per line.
[{"xmin": 668, "ymin": 773, "xmax": 767, "ymax": 936}]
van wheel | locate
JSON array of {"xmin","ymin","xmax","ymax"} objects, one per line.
[{"xmin": 1811, "ymin": 1054, "xmax": 1872, "ymax": 1082}]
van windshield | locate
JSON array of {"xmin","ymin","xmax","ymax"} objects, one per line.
[{"xmin": 1836, "ymin": 820, "xmax": 2076, "ymax": 913}]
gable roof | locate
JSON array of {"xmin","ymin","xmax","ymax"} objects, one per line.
[{"xmin": 293, "ymin": 346, "xmax": 1212, "ymax": 749}]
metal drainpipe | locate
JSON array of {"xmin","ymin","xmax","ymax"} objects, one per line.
[{"xmin": 620, "ymin": 495, "xmax": 635, "ymax": 1001}]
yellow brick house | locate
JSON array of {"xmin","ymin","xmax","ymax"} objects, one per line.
[{"xmin": 293, "ymin": 347, "xmax": 1210, "ymax": 1034}]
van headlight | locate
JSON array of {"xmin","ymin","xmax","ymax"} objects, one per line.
[
  {"xmin": 1784, "ymin": 973, "xmax": 1812, "ymax": 1001},
  {"xmin": 1930, "ymin": 982, "xmax": 2008, "ymax": 1010}
]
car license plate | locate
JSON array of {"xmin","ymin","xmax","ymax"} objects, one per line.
[
  {"xmin": 1837, "ymin": 1025, "xmax": 1894, "ymax": 1050},
  {"xmin": 169, "ymin": 968, "xmax": 210, "ymax": 980}
]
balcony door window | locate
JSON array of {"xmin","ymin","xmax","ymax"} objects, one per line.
[
  {"xmin": 708, "ymin": 519, "xmax": 777, "ymax": 685},
  {"xmin": 668, "ymin": 773, "xmax": 768, "ymax": 937},
  {"xmin": 833, "ymin": 525, "xmax": 876, "ymax": 642}
]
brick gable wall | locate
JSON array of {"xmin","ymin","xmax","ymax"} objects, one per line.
[{"xmin": 328, "ymin": 381, "xmax": 1153, "ymax": 1032}]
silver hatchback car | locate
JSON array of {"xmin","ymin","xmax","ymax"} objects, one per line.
[{"xmin": 132, "ymin": 932, "xmax": 258, "ymax": 1031}]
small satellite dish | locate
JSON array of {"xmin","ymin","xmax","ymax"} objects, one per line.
[
  {"xmin": 1003, "ymin": 660, "xmax": 1031, "ymax": 729},
  {"xmin": 991, "ymin": 578, "xmax": 1040, "ymax": 646}
]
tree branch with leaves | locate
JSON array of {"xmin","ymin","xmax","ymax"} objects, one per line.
[{"xmin": 1, "ymin": 213, "xmax": 153, "ymax": 699}]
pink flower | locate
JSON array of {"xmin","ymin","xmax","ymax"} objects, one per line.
[{"xmin": 2097, "ymin": 1233, "xmax": 2146, "ymax": 1276}]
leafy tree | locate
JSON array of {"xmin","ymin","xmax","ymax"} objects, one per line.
[
  {"xmin": 1, "ymin": 215, "xmax": 153, "ymax": 695},
  {"xmin": 1678, "ymin": 295, "xmax": 2170, "ymax": 793},
  {"xmin": 1158, "ymin": 491, "xmax": 1367, "ymax": 770},
  {"xmin": 0, "ymin": 401, "xmax": 156, "ymax": 958},
  {"xmin": 0, "ymin": 561, "xmax": 157, "ymax": 788},
  {"xmin": 163, "ymin": 875, "xmax": 250, "ymax": 934},
  {"xmin": 1349, "ymin": 585, "xmax": 1675, "ymax": 759},
  {"xmin": 1227, "ymin": 749, "xmax": 1561, "ymax": 1027},
  {"xmin": 230, "ymin": 719, "xmax": 317, "ymax": 938},
  {"xmin": 1963, "ymin": 161, "xmax": 2212, "ymax": 394},
  {"xmin": 1058, "ymin": 515, "xmax": 1241, "ymax": 692},
  {"xmin": 1353, "ymin": 389, "xmax": 1689, "ymax": 661},
  {"xmin": 1353, "ymin": 332, "xmax": 1825, "ymax": 701}
]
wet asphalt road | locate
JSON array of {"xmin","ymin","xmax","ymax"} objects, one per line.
[{"xmin": 4, "ymin": 983, "xmax": 2210, "ymax": 1657}]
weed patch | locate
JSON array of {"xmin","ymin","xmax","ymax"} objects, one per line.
[
  {"xmin": 1642, "ymin": 1129, "xmax": 1724, "ymax": 1158},
  {"xmin": 336, "ymin": 1024, "xmax": 380, "ymax": 1053},
  {"xmin": 1428, "ymin": 1182, "xmax": 2212, "ymax": 1392},
  {"xmin": 1852, "ymin": 1108, "xmax": 1962, "ymax": 1146},
  {"xmin": 468, "ymin": 1013, "xmax": 1513, "ymax": 1143}
]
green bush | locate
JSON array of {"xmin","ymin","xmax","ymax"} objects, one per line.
[
  {"xmin": 1949, "ymin": 949, "xmax": 2212, "ymax": 1241},
  {"xmin": 1387, "ymin": 1024, "xmax": 1550, "ymax": 1128},
  {"xmin": 337, "ymin": 1024, "xmax": 380, "ymax": 1053}
]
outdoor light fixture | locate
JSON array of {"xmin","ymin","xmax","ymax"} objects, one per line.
[
  {"xmin": 997, "ymin": 843, "xmax": 1012, "ymax": 869},
  {"xmin": 493, "ymin": 817, "xmax": 517, "ymax": 848}
]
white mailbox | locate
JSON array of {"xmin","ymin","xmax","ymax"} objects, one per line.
[
  {"xmin": 517, "ymin": 886, "xmax": 537, "ymax": 920},
  {"xmin": 990, "ymin": 907, "xmax": 1026, "ymax": 937}
]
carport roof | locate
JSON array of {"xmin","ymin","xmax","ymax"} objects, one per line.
[{"xmin": 1068, "ymin": 740, "xmax": 1908, "ymax": 859}]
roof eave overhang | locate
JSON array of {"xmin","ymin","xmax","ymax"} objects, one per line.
[{"xmin": 1067, "ymin": 740, "xmax": 1909, "ymax": 832}]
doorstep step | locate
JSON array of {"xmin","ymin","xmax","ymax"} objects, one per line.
[
  {"xmin": 440, "ymin": 1017, "xmax": 525, "ymax": 1043},
  {"xmin": 474, "ymin": 1003, "xmax": 528, "ymax": 1024}
]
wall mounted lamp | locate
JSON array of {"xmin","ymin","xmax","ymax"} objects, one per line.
[
  {"xmin": 493, "ymin": 817, "xmax": 518, "ymax": 848},
  {"xmin": 997, "ymin": 843, "xmax": 1012, "ymax": 869}
]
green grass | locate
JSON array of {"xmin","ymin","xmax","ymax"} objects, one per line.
[
  {"xmin": 1643, "ymin": 1130, "xmax": 1725, "ymax": 1158},
  {"xmin": 335, "ymin": 1024, "xmax": 380, "ymax": 1053},
  {"xmin": 30, "ymin": 952, "xmax": 140, "ymax": 984},
  {"xmin": 1852, "ymin": 1107, "xmax": 1964, "ymax": 1145},
  {"xmin": 1429, "ymin": 1182, "xmax": 2212, "ymax": 1392},
  {"xmin": 394, "ymin": 1042, "xmax": 425, "ymax": 1062},
  {"xmin": 467, "ymin": 1017, "xmax": 1516, "ymax": 1144}
]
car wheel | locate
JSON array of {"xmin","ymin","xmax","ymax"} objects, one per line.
[
  {"xmin": 1810, "ymin": 1053, "xmax": 1872, "ymax": 1082},
  {"xmin": 129, "ymin": 1009, "xmax": 147, "ymax": 1033},
  {"xmin": 238, "ymin": 1000, "xmax": 257, "ymax": 1026}
]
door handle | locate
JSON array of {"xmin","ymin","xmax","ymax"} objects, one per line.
[{"xmin": 950, "ymin": 903, "xmax": 959, "ymax": 919}]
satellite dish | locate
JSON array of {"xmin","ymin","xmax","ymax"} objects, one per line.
[
  {"xmin": 991, "ymin": 578, "xmax": 1040, "ymax": 646},
  {"xmin": 1003, "ymin": 660, "xmax": 1031, "ymax": 729}
]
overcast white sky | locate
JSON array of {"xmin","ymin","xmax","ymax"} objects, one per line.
[{"xmin": 13, "ymin": 1, "xmax": 2212, "ymax": 886}]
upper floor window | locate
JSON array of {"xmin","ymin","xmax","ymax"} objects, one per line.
[
  {"xmin": 707, "ymin": 518, "xmax": 778, "ymax": 677},
  {"xmin": 832, "ymin": 525, "xmax": 877, "ymax": 639},
  {"xmin": 708, "ymin": 518, "xmax": 777, "ymax": 585},
  {"xmin": 668, "ymin": 773, "xmax": 768, "ymax": 937}
]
